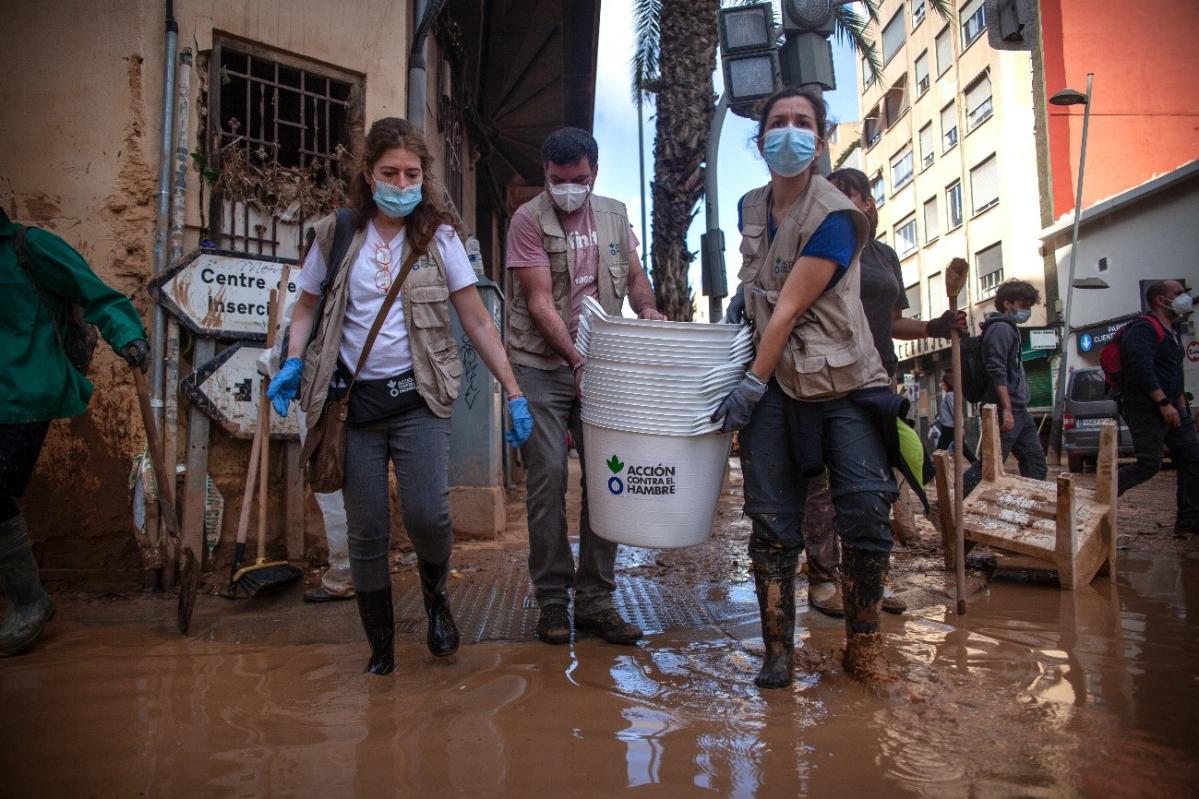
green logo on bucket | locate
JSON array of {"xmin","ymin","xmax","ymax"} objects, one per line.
[{"xmin": 607, "ymin": 455, "xmax": 625, "ymax": 495}]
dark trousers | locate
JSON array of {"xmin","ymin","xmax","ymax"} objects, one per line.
[
  {"xmin": 963, "ymin": 407, "xmax": 1046, "ymax": 495},
  {"xmin": 933, "ymin": 426, "xmax": 978, "ymax": 464},
  {"xmin": 1118, "ymin": 400, "xmax": 1199, "ymax": 525},
  {"xmin": 0, "ymin": 421, "xmax": 51, "ymax": 519}
]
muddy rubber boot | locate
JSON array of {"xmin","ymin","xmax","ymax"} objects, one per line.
[
  {"xmin": 354, "ymin": 586, "xmax": 395, "ymax": 675},
  {"xmin": 417, "ymin": 559, "xmax": 459, "ymax": 657},
  {"xmin": 750, "ymin": 547, "xmax": 799, "ymax": 689},
  {"xmin": 0, "ymin": 513, "xmax": 55, "ymax": 657},
  {"xmin": 841, "ymin": 548, "xmax": 895, "ymax": 684}
]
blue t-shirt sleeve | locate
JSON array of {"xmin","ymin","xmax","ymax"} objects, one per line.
[{"xmin": 800, "ymin": 211, "xmax": 855, "ymax": 290}]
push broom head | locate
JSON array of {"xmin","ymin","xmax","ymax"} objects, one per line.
[{"xmin": 231, "ymin": 559, "xmax": 303, "ymax": 597}]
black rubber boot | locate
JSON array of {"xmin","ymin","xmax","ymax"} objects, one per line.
[
  {"xmin": 0, "ymin": 513, "xmax": 55, "ymax": 657},
  {"xmin": 750, "ymin": 546, "xmax": 799, "ymax": 689},
  {"xmin": 840, "ymin": 548, "xmax": 894, "ymax": 683},
  {"xmin": 417, "ymin": 559, "xmax": 459, "ymax": 657},
  {"xmin": 354, "ymin": 586, "xmax": 395, "ymax": 675}
]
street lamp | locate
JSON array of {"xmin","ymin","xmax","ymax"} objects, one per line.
[{"xmin": 1048, "ymin": 73, "xmax": 1094, "ymax": 461}]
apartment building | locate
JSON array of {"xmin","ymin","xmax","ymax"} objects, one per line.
[{"xmin": 856, "ymin": 0, "xmax": 1052, "ymax": 427}]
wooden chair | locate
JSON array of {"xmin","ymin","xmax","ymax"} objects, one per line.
[{"xmin": 932, "ymin": 405, "xmax": 1118, "ymax": 590}]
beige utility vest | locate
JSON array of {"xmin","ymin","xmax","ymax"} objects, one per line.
[
  {"xmin": 507, "ymin": 192, "xmax": 632, "ymax": 370},
  {"xmin": 300, "ymin": 213, "xmax": 463, "ymax": 434},
  {"xmin": 738, "ymin": 175, "xmax": 889, "ymax": 401}
]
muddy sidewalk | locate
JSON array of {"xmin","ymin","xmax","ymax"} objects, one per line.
[{"xmin": 3, "ymin": 459, "xmax": 1198, "ymax": 796}]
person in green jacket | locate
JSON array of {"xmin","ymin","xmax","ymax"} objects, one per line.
[{"xmin": 0, "ymin": 207, "xmax": 148, "ymax": 655}]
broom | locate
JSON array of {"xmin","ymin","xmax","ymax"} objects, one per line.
[
  {"xmin": 945, "ymin": 257, "xmax": 970, "ymax": 616},
  {"xmin": 230, "ymin": 286, "xmax": 303, "ymax": 596}
]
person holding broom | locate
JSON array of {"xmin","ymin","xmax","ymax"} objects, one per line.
[
  {"xmin": 711, "ymin": 88, "xmax": 906, "ymax": 689},
  {"xmin": 0, "ymin": 207, "xmax": 148, "ymax": 656},
  {"xmin": 267, "ymin": 118, "xmax": 533, "ymax": 675}
]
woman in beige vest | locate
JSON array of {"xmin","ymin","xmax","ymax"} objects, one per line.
[
  {"xmin": 268, "ymin": 118, "xmax": 533, "ymax": 675},
  {"xmin": 712, "ymin": 88, "xmax": 900, "ymax": 689}
]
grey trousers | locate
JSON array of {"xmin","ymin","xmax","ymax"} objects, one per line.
[
  {"xmin": 516, "ymin": 364, "xmax": 616, "ymax": 615},
  {"xmin": 341, "ymin": 405, "xmax": 453, "ymax": 593},
  {"xmin": 963, "ymin": 406, "xmax": 1047, "ymax": 495}
]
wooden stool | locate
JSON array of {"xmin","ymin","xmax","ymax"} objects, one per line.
[{"xmin": 932, "ymin": 405, "xmax": 1117, "ymax": 590}]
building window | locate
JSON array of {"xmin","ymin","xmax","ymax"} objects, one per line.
[
  {"xmin": 977, "ymin": 242, "xmax": 1003, "ymax": 297},
  {"xmin": 965, "ymin": 71, "xmax": 993, "ymax": 131},
  {"xmin": 940, "ymin": 103, "xmax": 958, "ymax": 152},
  {"xmin": 871, "ymin": 171, "xmax": 886, "ymax": 206},
  {"xmin": 915, "ymin": 51, "xmax": 930, "ymax": 96},
  {"xmin": 864, "ymin": 104, "xmax": 883, "ymax": 149},
  {"xmin": 947, "ymin": 181, "xmax": 963, "ymax": 229},
  {"xmin": 923, "ymin": 195, "xmax": 940, "ymax": 242},
  {"xmin": 919, "ymin": 123, "xmax": 935, "ymax": 169},
  {"xmin": 935, "ymin": 26, "xmax": 953, "ymax": 76},
  {"xmin": 885, "ymin": 76, "xmax": 909, "ymax": 128},
  {"xmin": 905, "ymin": 283, "xmax": 923, "ymax": 319},
  {"xmin": 912, "ymin": 0, "xmax": 926, "ymax": 28},
  {"xmin": 862, "ymin": 56, "xmax": 875, "ymax": 89},
  {"xmin": 970, "ymin": 154, "xmax": 999, "ymax": 213},
  {"xmin": 210, "ymin": 41, "xmax": 359, "ymax": 255},
  {"xmin": 961, "ymin": 0, "xmax": 987, "ymax": 48},
  {"xmin": 891, "ymin": 144, "xmax": 914, "ymax": 192},
  {"xmin": 882, "ymin": 9, "xmax": 906, "ymax": 64},
  {"xmin": 895, "ymin": 217, "xmax": 918, "ymax": 258}
]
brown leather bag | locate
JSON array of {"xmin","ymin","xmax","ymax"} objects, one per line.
[{"xmin": 304, "ymin": 246, "xmax": 421, "ymax": 493}]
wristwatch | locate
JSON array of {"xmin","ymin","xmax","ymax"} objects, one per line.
[{"xmin": 1158, "ymin": 397, "xmax": 1173, "ymax": 407}]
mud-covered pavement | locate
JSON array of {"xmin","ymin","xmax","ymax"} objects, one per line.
[{"xmin": 4, "ymin": 458, "xmax": 1198, "ymax": 797}]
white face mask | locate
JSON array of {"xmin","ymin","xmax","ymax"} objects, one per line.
[
  {"xmin": 549, "ymin": 182, "xmax": 591, "ymax": 214},
  {"xmin": 1169, "ymin": 292, "xmax": 1193, "ymax": 316}
]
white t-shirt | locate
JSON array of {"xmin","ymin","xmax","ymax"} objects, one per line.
[{"xmin": 297, "ymin": 222, "xmax": 477, "ymax": 380}]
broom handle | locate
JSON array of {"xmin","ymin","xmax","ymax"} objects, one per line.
[
  {"xmin": 949, "ymin": 301, "xmax": 967, "ymax": 616},
  {"xmin": 235, "ymin": 401, "xmax": 265, "ymax": 548},
  {"xmin": 133, "ymin": 368, "xmax": 181, "ymax": 540},
  {"xmin": 256, "ymin": 286, "xmax": 284, "ymax": 562}
]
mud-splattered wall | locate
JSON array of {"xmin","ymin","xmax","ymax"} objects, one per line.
[{"xmin": 0, "ymin": 0, "xmax": 417, "ymax": 589}]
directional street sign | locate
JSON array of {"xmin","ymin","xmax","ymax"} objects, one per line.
[
  {"xmin": 180, "ymin": 342, "xmax": 299, "ymax": 439},
  {"xmin": 150, "ymin": 248, "xmax": 299, "ymax": 341}
]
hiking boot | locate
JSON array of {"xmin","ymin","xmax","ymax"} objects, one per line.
[
  {"xmin": 751, "ymin": 547, "xmax": 799, "ymax": 689},
  {"xmin": 0, "ymin": 513, "xmax": 55, "ymax": 657},
  {"xmin": 417, "ymin": 559, "xmax": 459, "ymax": 657},
  {"xmin": 841, "ymin": 547, "xmax": 896, "ymax": 684},
  {"xmin": 536, "ymin": 604, "xmax": 571, "ymax": 645},
  {"xmin": 808, "ymin": 580, "xmax": 844, "ymax": 617},
  {"xmin": 575, "ymin": 608, "xmax": 642, "ymax": 645},
  {"xmin": 354, "ymin": 586, "xmax": 395, "ymax": 675}
]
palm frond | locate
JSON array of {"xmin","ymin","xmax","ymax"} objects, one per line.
[
  {"xmin": 857, "ymin": 0, "xmax": 882, "ymax": 26},
  {"xmin": 927, "ymin": 0, "xmax": 954, "ymax": 24},
  {"xmin": 629, "ymin": 0, "xmax": 663, "ymax": 103},
  {"xmin": 834, "ymin": 5, "xmax": 883, "ymax": 86}
]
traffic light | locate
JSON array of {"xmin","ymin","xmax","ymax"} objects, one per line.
[
  {"xmin": 781, "ymin": 0, "xmax": 837, "ymax": 36},
  {"xmin": 717, "ymin": 3, "xmax": 779, "ymax": 115}
]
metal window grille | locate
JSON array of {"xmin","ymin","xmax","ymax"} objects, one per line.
[{"xmin": 209, "ymin": 40, "xmax": 359, "ymax": 257}]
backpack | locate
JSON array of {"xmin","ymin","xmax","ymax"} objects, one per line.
[
  {"xmin": 959, "ymin": 317, "xmax": 1016, "ymax": 404},
  {"xmin": 12, "ymin": 225, "xmax": 99, "ymax": 374},
  {"xmin": 1099, "ymin": 314, "xmax": 1165, "ymax": 389},
  {"xmin": 278, "ymin": 208, "xmax": 356, "ymax": 361}
]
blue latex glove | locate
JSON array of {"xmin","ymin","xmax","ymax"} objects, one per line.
[
  {"xmin": 268, "ymin": 357, "xmax": 303, "ymax": 417},
  {"xmin": 711, "ymin": 371, "xmax": 768, "ymax": 433},
  {"xmin": 505, "ymin": 396, "xmax": 534, "ymax": 448}
]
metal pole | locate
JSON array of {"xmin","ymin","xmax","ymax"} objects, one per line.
[
  {"xmin": 150, "ymin": 0, "xmax": 179, "ymax": 427},
  {"xmin": 407, "ymin": 0, "xmax": 430, "ymax": 129},
  {"xmin": 705, "ymin": 93, "xmax": 729, "ymax": 323},
  {"xmin": 1050, "ymin": 73, "xmax": 1093, "ymax": 462}
]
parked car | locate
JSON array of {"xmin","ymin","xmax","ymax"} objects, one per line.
[{"xmin": 1063, "ymin": 367, "xmax": 1135, "ymax": 473}]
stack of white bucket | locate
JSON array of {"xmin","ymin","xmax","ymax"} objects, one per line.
[{"xmin": 577, "ymin": 296, "xmax": 753, "ymax": 548}]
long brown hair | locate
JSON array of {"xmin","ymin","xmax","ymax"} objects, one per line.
[{"xmin": 349, "ymin": 117, "xmax": 457, "ymax": 254}]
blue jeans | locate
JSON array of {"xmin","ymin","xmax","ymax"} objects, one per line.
[{"xmin": 738, "ymin": 382, "xmax": 897, "ymax": 555}]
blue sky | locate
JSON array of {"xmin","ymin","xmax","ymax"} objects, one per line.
[{"xmin": 592, "ymin": 0, "xmax": 860, "ymax": 320}]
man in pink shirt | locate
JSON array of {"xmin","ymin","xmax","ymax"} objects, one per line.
[{"xmin": 506, "ymin": 127, "xmax": 665, "ymax": 646}]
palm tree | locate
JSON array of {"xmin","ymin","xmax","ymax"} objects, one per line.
[{"xmin": 631, "ymin": 0, "xmax": 952, "ymax": 320}]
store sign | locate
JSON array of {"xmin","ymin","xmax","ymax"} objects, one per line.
[
  {"xmin": 180, "ymin": 343, "xmax": 299, "ymax": 439},
  {"xmin": 150, "ymin": 248, "xmax": 299, "ymax": 340},
  {"xmin": 1029, "ymin": 329, "xmax": 1058, "ymax": 350},
  {"xmin": 1076, "ymin": 319, "xmax": 1132, "ymax": 354}
]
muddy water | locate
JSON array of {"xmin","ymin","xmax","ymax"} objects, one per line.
[{"xmin": 4, "ymin": 552, "xmax": 1197, "ymax": 798}]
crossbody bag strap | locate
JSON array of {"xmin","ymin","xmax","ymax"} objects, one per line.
[{"xmin": 345, "ymin": 246, "xmax": 423, "ymax": 396}]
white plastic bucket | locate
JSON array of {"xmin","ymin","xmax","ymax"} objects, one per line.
[{"xmin": 583, "ymin": 422, "xmax": 731, "ymax": 548}]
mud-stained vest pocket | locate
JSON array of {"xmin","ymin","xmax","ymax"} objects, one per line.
[
  {"xmin": 508, "ymin": 306, "xmax": 555, "ymax": 356},
  {"xmin": 427, "ymin": 340, "xmax": 462, "ymax": 404},
  {"xmin": 606, "ymin": 260, "xmax": 628, "ymax": 300},
  {"xmin": 738, "ymin": 223, "xmax": 767, "ymax": 284},
  {"xmin": 408, "ymin": 284, "xmax": 451, "ymax": 329}
]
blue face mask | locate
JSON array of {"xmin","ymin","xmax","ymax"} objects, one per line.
[
  {"xmin": 762, "ymin": 127, "xmax": 818, "ymax": 177},
  {"xmin": 373, "ymin": 180, "xmax": 422, "ymax": 218},
  {"xmin": 1012, "ymin": 308, "xmax": 1032, "ymax": 324}
]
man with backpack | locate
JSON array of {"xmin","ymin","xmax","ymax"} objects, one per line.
[
  {"xmin": 0, "ymin": 208, "xmax": 148, "ymax": 655},
  {"xmin": 1111, "ymin": 280, "xmax": 1198, "ymax": 535},
  {"xmin": 963, "ymin": 280, "xmax": 1048, "ymax": 495}
]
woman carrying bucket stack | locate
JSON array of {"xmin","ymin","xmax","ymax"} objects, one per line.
[{"xmin": 712, "ymin": 87, "xmax": 902, "ymax": 689}]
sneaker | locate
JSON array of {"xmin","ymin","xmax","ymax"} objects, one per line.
[
  {"xmin": 808, "ymin": 581, "xmax": 844, "ymax": 617},
  {"xmin": 575, "ymin": 608, "xmax": 642, "ymax": 645},
  {"xmin": 536, "ymin": 604, "xmax": 571, "ymax": 645}
]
